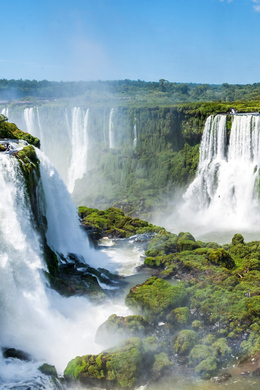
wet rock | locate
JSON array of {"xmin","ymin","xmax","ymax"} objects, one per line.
[
  {"xmin": 38, "ymin": 363, "xmax": 58, "ymax": 377},
  {"xmin": 252, "ymin": 367, "xmax": 260, "ymax": 376},
  {"xmin": 2, "ymin": 348, "xmax": 31, "ymax": 361},
  {"xmin": 211, "ymin": 372, "xmax": 232, "ymax": 383}
]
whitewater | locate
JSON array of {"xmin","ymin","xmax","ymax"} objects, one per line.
[
  {"xmin": 162, "ymin": 113, "xmax": 260, "ymax": 243},
  {"xmin": 0, "ymin": 149, "xmax": 136, "ymax": 389}
]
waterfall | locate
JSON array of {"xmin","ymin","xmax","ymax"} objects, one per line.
[
  {"xmin": 1, "ymin": 107, "xmax": 8, "ymax": 118},
  {"xmin": 182, "ymin": 114, "xmax": 260, "ymax": 232},
  {"xmin": 109, "ymin": 108, "xmax": 114, "ymax": 148},
  {"xmin": 133, "ymin": 118, "xmax": 137, "ymax": 149},
  {"xmin": 67, "ymin": 107, "xmax": 89, "ymax": 193},
  {"xmin": 36, "ymin": 106, "xmax": 43, "ymax": 142},
  {"xmin": 0, "ymin": 148, "xmax": 128, "ymax": 387},
  {"xmin": 24, "ymin": 107, "xmax": 35, "ymax": 134},
  {"xmin": 37, "ymin": 149, "xmax": 114, "ymax": 271}
]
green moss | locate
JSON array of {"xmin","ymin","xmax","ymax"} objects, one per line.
[
  {"xmin": 125, "ymin": 277, "xmax": 187, "ymax": 323},
  {"xmin": 209, "ymin": 248, "xmax": 235, "ymax": 269},
  {"xmin": 212, "ymin": 338, "xmax": 231, "ymax": 357},
  {"xmin": 38, "ymin": 363, "xmax": 57, "ymax": 377},
  {"xmin": 174, "ymin": 330, "xmax": 198, "ymax": 355},
  {"xmin": 152, "ymin": 352, "xmax": 173, "ymax": 375},
  {"xmin": 0, "ymin": 121, "xmax": 39, "ymax": 147},
  {"xmin": 95, "ymin": 314, "xmax": 150, "ymax": 345},
  {"xmin": 143, "ymin": 337, "xmax": 162, "ymax": 354},
  {"xmin": 194, "ymin": 357, "xmax": 218, "ymax": 379},
  {"xmin": 79, "ymin": 206, "xmax": 160, "ymax": 238},
  {"xmin": 166, "ymin": 307, "xmax": 190, "ymax": 326},
  {"xmin": 192, "ymin": 320, "xmax": 203, "ymax": 330}
]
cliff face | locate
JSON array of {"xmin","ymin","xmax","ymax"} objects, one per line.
[
  {"xmin": 72, "ymin": 105, "xmax": 209, "ymax": 216},
  {"xmin": 3, "ymin": 101, "xmax": 260, "ymax": 217}
]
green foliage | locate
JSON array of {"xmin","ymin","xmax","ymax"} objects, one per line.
[
  {"xmin": 95, "ymin": 314, "xmax": 150, "ymax": 345},
  {"xmin": 65, "ymin": 338, "xmax": 143, "ymax": 388},
  {"xmin": 166, "ymin": 307, "xmax": 190, "ymax": 326},
  {"xmin": 173, "ymin": 330, "xmax": 198, "ymax": 355},
  {"xmin": 152, "ymin": 352, "xmax": 173, "ymax": 375},
  {"xmin": 0, "ymin": 120, "xmax": 39, "ymax": 147},
  {"xmin": 38, "ymin": 363, "xmax": 57, "ymax": 377},
  {"xmin": 79, "ymin": 206, "xmax": 161, "ymax": 238},
  {"xmin": 125, "ymin": 277, "xmax": 187, "ymax": 323},
  {"xmin": 208, "ymin": 248, "xmax": 235, "ymax": 269}
]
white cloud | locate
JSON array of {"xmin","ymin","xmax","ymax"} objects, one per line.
[
  {"xmin": 221, "ymin": 0, "xmax": 260, "ymax": 11},
  {"xmin": 252, "ymin": 0, "xmax": 260, "ymax": 11}
]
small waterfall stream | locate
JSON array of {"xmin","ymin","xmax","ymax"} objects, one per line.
[
  {"xmin": 109, "ymin": 107, "xmax": 114, "ymax": 148},
  {"xmin": 67, "ymin": 107, "xmax": 89, "ymax": 193}
]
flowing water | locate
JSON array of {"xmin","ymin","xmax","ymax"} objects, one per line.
[
  {"xmin": 108, "ymin": 107, "xmax": 114, "ymax": 149},
  {"xmin": 161, "ymin": 114, "xmax": 260, "ymax": 244},
  {"xmin": 67, "ymin": 107, "xmax": 89, "ymax": 193},
  {"xmin": 0, "ymin": 149, "xmax": 139, "ymax": 389}
]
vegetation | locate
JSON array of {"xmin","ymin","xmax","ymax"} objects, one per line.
[
  {"xmin": 125, "ymin": 277, "xmax": 187, "ymax": 323},
  {"xmin": 79, "ymin": 206, "xmax": 161, "ymax": 239},
  {"xmin": 1, "ymin": 78, "xmax": 260, "ymax": 104},
  {"xmin": 95, "ymin": 314, "xmax": 151, "ymax": 347},
  {"xmin": 64, "ymin": 337, "xmax": 172, "ymax": 388},
  {"xmin": 0, "ymin": 120, "xmax": 40, "ymax": 147}
]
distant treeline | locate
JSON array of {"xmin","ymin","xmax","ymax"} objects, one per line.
[{"xmin": 0, "ymin": 78, "xmax": 260, "ymax": 103}]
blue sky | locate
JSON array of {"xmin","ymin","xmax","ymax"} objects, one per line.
[{"xmin": 1, "ymin": 0, "xmax": 260, "ymax": 84}]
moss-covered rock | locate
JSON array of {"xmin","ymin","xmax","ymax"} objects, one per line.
[
  {"xmin": 64, "ymin": 337, "xmax": 171, "ymax": 389},
  {"xmin": 151, "ymin": 352, "xmax": 173, "ymax": 379},
  {"xmin": 0, "ymin": 121, "xmax": 40, "ymax": 147},
  {"xmin": 194, "ymin": 357, "xmax": 218, "ymax": 379},
  {"xmin": 173, "ymin": 330, "xmax": 198, "ymax": 355},
  {"xmin": 166, "ymin": 307, "xmax": 190, "ymax": 326},
  {"xmin": 208, "ymin": 248, "xmax": 235, "ymax": 269},
  {"xmin": 125, "ymin": 277, "xmax": 187, "ymax": 323},
  {"xmin": 38, "ymin": 363, "xmax": 58, "ymax": 377},
  {"xmin": 188, "ymin": 344, "xmax": 218, "ymax": 378},
  {"xmin": 177, "ymin": 232, "xmax": 200, "ymax": 252},
  {"xmin": 95, "ymin": 314, "xmax": 150, "ymax": 347},
  {"xmin": 232, "ymin": 233, "xmax": 245, "ymax": 246},
  {"xmin": 79, "ymin": 206, "xmax": 161, "ymax": 239}
]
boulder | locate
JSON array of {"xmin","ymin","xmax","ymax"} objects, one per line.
[
  {"xmin": 125, "ymin": 277, "xmax": 187, "ymax": 323},
  {"xmin": 95, "ymin": 314, "xmax": 150, "ymax": 348}
]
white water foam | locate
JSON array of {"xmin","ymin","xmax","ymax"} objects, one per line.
[
  {"xmin": 168, "ymin": 114, "xmax": 260, "ymax": 241},
  {"xmin": 67, "ymin": 107, "xmax": 89, "ymax": 193},
  {"xmin": 24, "ymin": 107, "xmax": 35, "ymax": 135},
  {"xmin": 0, "ymin": 151, "xmax": 130, "ymax": 386}
]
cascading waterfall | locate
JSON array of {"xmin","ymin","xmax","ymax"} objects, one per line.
[
  {"xmin": 133, "ymin": 118, "xmax": 137, "ymax": 149},
  {"xmin": 24, "ymin": 107, "xmax": 35, "ymax": 135},
  {"xmin": 109, "ymin": 107, "xmax": 114, "ymax": 148},
  {"xmin": 182, "ymin": 113, "xmax": 260, "ymax": 233},
  {"xmin": 67, "ymin": 107, "xmax": 89, "ymax": 193},
  {"xmin": 36, "ymin": 106, "xmax": 43, "ymax": 142},
  {"xmin": 0, "ymin": 148, "xmax": 130, "ymax": 389},
  {"xmin": 1, "ymin": 107, "xmax": 8, "ymax": 118}
]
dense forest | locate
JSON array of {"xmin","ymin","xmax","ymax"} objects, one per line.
[{"xmin": 0, "ymin": 78, "xmax": 260, "ymax": 104}]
